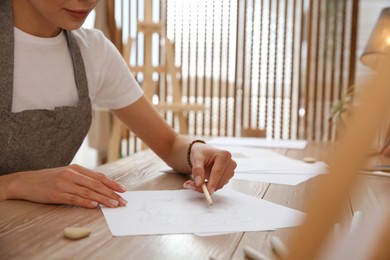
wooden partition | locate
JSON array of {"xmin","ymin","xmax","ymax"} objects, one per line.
[
  {"xmin": 248, "ymin": 0, "xmax": 358, "ymax": 141},
  {"xmin": 100, "ymin": 0, "xmax": 359, "ymax": 155}
]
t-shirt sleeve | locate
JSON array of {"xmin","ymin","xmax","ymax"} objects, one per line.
[{"xmin": 83, "ymin": 29, "xmax": 143, "ymax": 109}]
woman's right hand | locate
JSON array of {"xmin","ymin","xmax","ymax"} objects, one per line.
[{"xmin": 0, "ymin": 164, "xmax": 128, "ymax": 208}]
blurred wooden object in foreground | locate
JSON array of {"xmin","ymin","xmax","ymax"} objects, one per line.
[{"xmin": 286, "ymin": 48, "xmax": 390, "ymax": 259}]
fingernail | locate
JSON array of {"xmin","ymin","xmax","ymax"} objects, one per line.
[
  {"xmin": 119, "ymin": 198, "xmax": 128, "ymax": 206},
  {"xmin": 184, "ymin": 183, "xmax": 196, "ymax": 191},
  {"xmin": 109, "ymin": 199, "xmax": 119, "ymax": 207},
  {"xmin": 210, "ymin": 188, "xmax": 215, "ymax": 195},
  {"xmin": 90, "ymin": 201, "xmax": 98, "ymax": 207},
  {"xmin": 120, "ymin": 184, "xmax": 127, "ymax": 191},
  {"xmin": 195, "ymin": 176, "xmax": 202, "ymax": 186}
]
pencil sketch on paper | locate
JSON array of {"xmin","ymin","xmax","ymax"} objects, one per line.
[
  {"xmin": 101, "ymin": 189, "xmax": 305, "ymax": 236},
  {"xmin": 138, "ymin": 195, "xmax": 257, "ymax": 227}
]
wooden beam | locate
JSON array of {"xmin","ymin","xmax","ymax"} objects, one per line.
[
  {"xmin": 142, "ymin": 0, "xmax": 154, "ymax": 100},
  {"xmin": 155, "ymin": 103, "xmax": 206, "ymax": 112},
  {"xmin": 128, "ymin": 65, "xmax": 181, "ymax": 74},
  {"xmin": 137, "ymin": 21, "xmax": 163, "ymax": 33}
]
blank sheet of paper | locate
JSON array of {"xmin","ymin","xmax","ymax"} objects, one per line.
[
  {"xmin": 225, "ymin": 146, "xmax": 328, "ymax": 185},
  {"xmin": 233, "ymin": 173, "xmax": 317, "ymax": 186},
  {"xmin": 101, "ymin": 189, "xmax": 305, "ymax": 236},
  {"xmin": 224, "ymin": 146, "xmax": 327, "ymax": 174},
  {"xmin": 208, "ymin": 137, "xmax": 308, "ymax": 150}
]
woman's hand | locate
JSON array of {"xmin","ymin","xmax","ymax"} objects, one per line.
[
  {"xmin": 2, "ymin": 164, "xmax": 127, "ymax": 208},
  {"xmin": 112, "ymin": 97, "xmax": 236, "ymax": 195},
  {"xmin": 183, "ymin": 143, "xmax": 237, "ymax": 194}
]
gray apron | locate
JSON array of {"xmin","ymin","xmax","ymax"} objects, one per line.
[{"xmin": 0, "ymin": 0, "xmax": 92, "ymax": 175}]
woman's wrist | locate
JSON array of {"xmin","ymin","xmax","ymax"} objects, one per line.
[
  {"xmin": 0, "ymin": 173, "xmax": 20, "ymax": 201},
  {"xmin": 186, "ymin": 139, "xmax": 206, "ymax": 169}
]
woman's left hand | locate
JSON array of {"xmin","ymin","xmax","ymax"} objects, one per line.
[{"xmin": 183, "ymin": 143, "xmax": 236, "ymax": 195}]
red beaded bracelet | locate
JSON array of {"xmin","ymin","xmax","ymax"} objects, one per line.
[{"xmin": 186, "ymin": 139, "xmax": 206, "ymax": 168}]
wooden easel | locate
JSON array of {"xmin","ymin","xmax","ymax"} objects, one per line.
[
  {"xmin": 128, "ymin": 0, "xmax": 205, "ymax": 135},
  {"xmin": 107, "ymin": 0, "xmax": 204, "ymax": 161}
]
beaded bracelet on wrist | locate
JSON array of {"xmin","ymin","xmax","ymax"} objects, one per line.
[{"xmin": 186, "ymin": 139, "xmax": 206, "ymax": 168}]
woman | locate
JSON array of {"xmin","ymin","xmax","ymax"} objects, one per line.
[{"xmin": 0, "ymin": 0, "xmax": 236, "ymax": 208}]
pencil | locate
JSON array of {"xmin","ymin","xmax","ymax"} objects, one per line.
[
  {"xmin": 202, "ymin": 183, "xmax": 213, "ymax": 205},
  {"xmin": 243, "ymin": 246, "xmax": 271, "ymax": 260},
  {"xmin": 363, "ymin": 165, "xmax": 390, "ymax": 172},
  {"xmin": 270, "ymin": 236, "xmax": 288, "ymax": 258},
  {"xmin": 359, "ymin": 170, "xmax": 390, "ymax": 178}
]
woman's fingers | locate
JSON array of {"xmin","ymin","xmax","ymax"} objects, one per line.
[
  {"xmin": 184, "ymin": 145, "xmax": 237, "ymax": 194},
  {"xmin": 6, "ymin": 165, "xmax": 128, "ymax": 208},
  {"xmin": 183, "ymin": 180, "xmax": 204, "ymax": 193},
  {"xmin": 59, "ymin": 192, "xmax": 122, "ymax": 209},
  {"xmin": 63, "ymin": 166, "xmax": 128, "ymax": 207},
  {"xmin": 214, "ymin": 160, "xmax": 236, "ymax": 190},
  {"xmin": 59, "ymin": 192, "xmax": 100, "ymax": 209},
  {"xmin": 184, "ymin": 155, "xmax": 236, "ymax": 194},
  {"xmin": 191, "ymin": 161, "xmax": 206, "ymax": 187},
  {"xmin": 60, "ymin": 185, "xmax": 125, "ymax": 208},
  {"xmin": 207, "ymin": 151, "xmax": 235, "ymax": 193},
  {"xmin": 69, "ymin": 164, "xmax": 127, "ymax": 192}
]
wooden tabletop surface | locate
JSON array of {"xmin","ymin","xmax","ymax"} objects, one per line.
[{"xmin": 1, "ymin": 141, "xmax": 390, "ymax": 260}]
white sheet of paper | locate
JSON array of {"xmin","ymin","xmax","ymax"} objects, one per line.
[
  {"xmin": 223, "ymin": 146, "xmax": 328, "ymax": 175},
  {"xmin": 232, "ymin": 173, "xmax": 317, "ymax": 185},
  {"xmin": 230, "ymin": 146, "xmax": 327, "ymax": 185},
  {"xmin": 208, "ymin": 137, "xmax": 307, "ymax": 150},
  {"xmin": 101, "ymin": 189, "xmax": 305, "ymax": 236}
]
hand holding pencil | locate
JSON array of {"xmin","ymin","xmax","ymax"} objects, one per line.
[
  {"xmin": 184, "ymin": 177, "xmax": 213, "ymax": 206},
  {"xmin": 182, "ymin": 140, "xmax": 237, "ymax": 204}
]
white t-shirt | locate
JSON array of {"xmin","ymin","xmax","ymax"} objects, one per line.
[{"xmin": 12, "ymin": 27, "xmax": 143, "ymax": 113}]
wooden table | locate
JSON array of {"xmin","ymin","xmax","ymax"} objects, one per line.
[{"xmin": 1, "ymin": 141, "xmax": 390, "ymax": 259}]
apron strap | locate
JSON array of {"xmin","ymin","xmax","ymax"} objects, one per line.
[
  {"xmin": 0, "ymin": 0, "xmax": 89, "ymax": 111},
  {"xmin": 0, "ymin": 0, "xmax": 14, "ymax": 111},
  {"xmin": 65, "ymin": 30, "xmax": 89, "ymax": 100}
]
